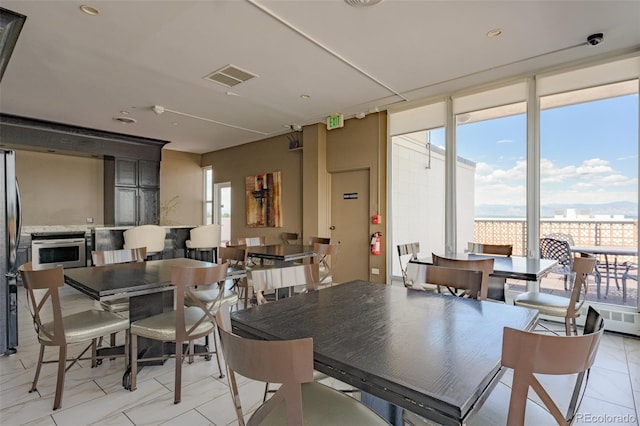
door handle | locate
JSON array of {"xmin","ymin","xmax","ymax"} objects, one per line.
[{"xmin": 329, "ymin": 226, "xmax": 335, "ymax": 230}]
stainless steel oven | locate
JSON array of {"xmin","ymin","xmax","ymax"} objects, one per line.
[{"xmin": 31, "ymin": 232, "xmax": 86, "ymax": 269}]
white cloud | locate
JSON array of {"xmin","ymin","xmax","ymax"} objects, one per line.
[{"xmin": 496, "ymin": 139, "xmax": 512, "ymax": 144}]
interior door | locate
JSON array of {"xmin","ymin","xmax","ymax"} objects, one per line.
[{"xmin": 330, "ymin": 169, "xmax": 370, "ymax": 283}]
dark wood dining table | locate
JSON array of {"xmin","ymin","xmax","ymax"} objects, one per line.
[
  {"xmin": 64, "ymin": 258, "xmax": 246, "ymax": 388},
  {"xmin": 231, "ymin": 280, "xmax": 539, "ymax": 426},
  {"xmin": 245, "ymin": 244, "xmax": 315, "ymax": 266},
  {"xmin": 411, "ymin": 253, "xmax": 558, "ymax": 296}
]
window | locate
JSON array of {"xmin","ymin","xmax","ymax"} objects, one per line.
[{"xmin": 204, "ymin": 167, "xmax": 213, "ymax": 225}]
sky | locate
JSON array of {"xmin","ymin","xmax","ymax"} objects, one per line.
[{"xmin": 432, "ymin": 93, "xmax": 639, "ymax": 213}]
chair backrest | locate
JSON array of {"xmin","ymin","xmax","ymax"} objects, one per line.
[
  {"xmin": 219, "ymin": 246, "xmax": 247, "ymax": 269},
  {"xmin": 215, "ymin": 304, "xmax": 314, "ymax": 425},
  {"xmin": 567, "ymin": 255, "xmax": 597, "ymax": 317},
  {"xmin": 467, "ymin": 242, "xmax": 513, "ymax": 257},
  {"xmin": 171, "ymin": 263, "xmax": 229, "ymax": 343},
  {"xmin": 397, "ymin": 242, "xmax": 420, "ymax": 286},
  {"xmin": 92, "ymin": 247, "xmax": 147, "ymax": 266},
  {"xmin": 123, "ymin": 225, "xmax": 166, "ymax": 254},
  {"xmin": 308, "ymin": 236, "xmax": 330, "ymax": 245},
  {"xmin": 250, "ymin": 263, "xmax": 320, "ymax": 305},
  {"xmin": 502, "ymin": 309, "xmax": 604, "ymax": 425},
  {"xmin": 187, "ymin": 224, "xmax": 221, "ymax": 249},
  {"xmin": 19, "ymin": 262, "xmax": 66, "ymax": 346},
  {"xmin": 312, "ymin": 242, "xmax": 339, "ymax": 285},
  {"xmin": 237, "ymin": 236, "xmax": 265, "ymax": 247},
  {"xmin": 281, "ymin": 232, "xmax": 299, "ymax": 245},
  {"xmin": 540, "ymin": 237, "xmax": 572, "ymax": 268},
  {"xmin": 432, "ymin": 254, "xmax": 494, "ymax": 300},
  {"xmin": 544, "ymin": 233, "xmax": 576, "ymax": 246},
  {"xmin": 423, "ymin": 265, "xmax": 484, "ymax": 299}
]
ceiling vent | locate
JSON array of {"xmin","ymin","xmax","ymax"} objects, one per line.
[{"xmin": 204, "ymin": 64, "xmax": 257, "ymax": 88}]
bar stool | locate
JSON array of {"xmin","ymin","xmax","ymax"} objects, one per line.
[{"xmin": 186, "ymin": 224, "xmax": 221, "ymax": 263}]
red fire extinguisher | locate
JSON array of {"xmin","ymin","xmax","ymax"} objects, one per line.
[{"xmin": 371, "ymin": 232, "xmax": 382, "ymax": 255}]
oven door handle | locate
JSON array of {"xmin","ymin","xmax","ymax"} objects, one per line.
[{"xmin": 32, "ymin": 239, "xmax": 85, "ymax": 246}]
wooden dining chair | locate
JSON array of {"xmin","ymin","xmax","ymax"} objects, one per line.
[
  {"xmin": 281, "ymin": 232, "xmax": 299, "ymax": 244},
  {"xmin": 92, "ymin": 247, "xmax": 147, "ymax": 347},
  {"xmin": 313, "ymin": 242, "xmax": 340, "ymax": 287},
  {"xmin": 129, "ymin": 263, "xmax": 229, "ymax": 404},
  {"xmin": 219, "ymin": 246, "xmax": 249, "ymax": 307},
  {"xmin": 397, "ymin": 242, "xmax": 421, "ymax": 287},
  {"xmin": 467, "ymin": 242, "xmax": 513, "ymax": 257},
  {"xmin": 214, "ymin": 303, "xmax": 389, "ymax": 425},
  {"xmin": 431, "ymin": 254, "xmax": 494, "ymax": 300},
  {"xmin": 237, "ymin": 236, "xmax": 266, "ymax": 246},
  {"xmin": 419, "ymin": 265, "xmax": 484, "ymax": 299},
  {"xmin": 19, "ymin": 263, "xmax": 130, "ymax": 410},
  {"xmin": 308, "ymin": 236, "xmax": 331, "ymax": 245},
  {"xmin": 512, "ymin": 255, "xmax": 597, "ymax": 335},
  {"xmin": 250, "ymin": 263, "xmax": 320, "ymax": 305},
  {"xmin": 502, "ymin": 307, "xmax": 604, "ymax": 425}
]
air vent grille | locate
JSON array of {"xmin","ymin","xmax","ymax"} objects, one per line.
[{"xmin": 204, "ymin": 64, "xmax": 257, "ymax": 88}]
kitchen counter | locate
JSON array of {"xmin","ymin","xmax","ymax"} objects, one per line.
[{"xmin": 92, "ymin": 225, "xmax": 198, "ymax": 260}]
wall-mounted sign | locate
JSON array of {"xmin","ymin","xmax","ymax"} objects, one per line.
[
  {"xmin": 327, "ymin": 113, "xmax": 344, "ymax": 130},
  {"xmin": 343, "ymin": 192, "xmax": 358, "ymax": 199}
]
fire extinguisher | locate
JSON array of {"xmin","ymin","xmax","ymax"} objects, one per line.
[{"xmin": 371, "ymin": 232, "xmax": 382, "ymax": 255}]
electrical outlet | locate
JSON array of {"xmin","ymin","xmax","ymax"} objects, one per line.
[
  {"xmin": 371, "ymin": 268, "xmax": 380, "ymax": 275},
  {"xmin": 86, "ymin": 217, "xmax": 94, "ymax": 224}
]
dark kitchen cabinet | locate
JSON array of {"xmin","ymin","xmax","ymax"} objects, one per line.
[{"xmin": 104, "ymin": 157, "xmax": 159, "ymax": 226}]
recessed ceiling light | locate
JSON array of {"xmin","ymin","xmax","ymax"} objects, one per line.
[
  {"xmin": 80, "ymin": 5, "xmax": 100, "ymax": 16},
  {"xmin": 113, "ymin": 116, "xmax": 136, "ymax": 124},
  {"xmin": 120, "ymin": 110, "xmax": 130, "ymax": 115},
  {"xmin": 486, "ymin": 28, "xmax": 503, "ymax": 38},
  {"xmin": 172, "ymin": 122, "xmax": 179, "ymax": 126},
  {"xmin": 300, "ymin": 94, "xmax": 311, "ymax": 99}
]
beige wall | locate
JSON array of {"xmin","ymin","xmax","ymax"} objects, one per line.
[
  {"xmin": 201, "ymin": 112, "xmax": 388, "ymax": 282},
  {"xmin": 16, "ymin": 150, "xmax": 104, "ymax": 226},
  {"xmin": 14, "ymin": 148, "xmax": 203, "ymax": 227},
  {"xmin": 201, "ymin": 133, "xmax": 303, "ymax": 245},
  {"xmin": 326, "ymin": 112, "xmax": 388, "ymax": 282},
  {"xmin": 160, "ymin": 149, "xmax": 203, "ymax": 226}
]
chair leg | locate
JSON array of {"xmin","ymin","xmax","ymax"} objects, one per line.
[
  {"xmin": 30, "ymin": 344, "xmax": 45, "ymax": 393},
  {"xmin": 53, "ymin": 345, "xmax": 67, "ymax": 410},
  {"xmin": 130, "ymin": 334, "xmax": 138, "ymax": 392},
  {"xmin": 175, "ymin": 340, "xmax": 183, "ymax": 404},
  {"xmin": 564, "ymin": 318, "xmax": 572, "ymax": 336},
  {"xmin": 91, "ymin": 338, "xmax": 97, "ymax": 368},
  {"xmin": 211, "ymin": 330, "xmax": 224, "ymax": 379}
]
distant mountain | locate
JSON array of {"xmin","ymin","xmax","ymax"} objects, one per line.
[{"xmin": 475, "ymin": 201, "xmax": 638, "ymax": 219}]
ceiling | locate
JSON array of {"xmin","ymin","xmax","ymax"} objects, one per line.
[{"xmin": 1, "ymin": 0, "xmax": 639, "ymax": 154}]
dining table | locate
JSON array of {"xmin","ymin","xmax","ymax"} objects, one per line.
[
  {"xmin": 230, "ymin": 280, "xmax": 539, "ymax": 426},
  {"xmin": 245, "ymin": 244, "xmax": 316, "ymax": 266},
  {"xmin": 571, "ymin": 245, "xmax": 638, "ymax": 299},
  {"xmin": 410, "ymin": 253, "xmax": 558, "ymax": 298},
  {"xmin": 63, "ymin": 257, "xmax": 246, "ymax": 388}
]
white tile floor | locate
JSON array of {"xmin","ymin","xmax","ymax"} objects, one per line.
[{"xmin": 1, "ymin": 284, "xmax": 638, "ymax": 426}]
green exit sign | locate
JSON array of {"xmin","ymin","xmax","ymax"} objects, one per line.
[{"xmin": 326, "ymin": 113, "xmax": 344, "ymax": 130}]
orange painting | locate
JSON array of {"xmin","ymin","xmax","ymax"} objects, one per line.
[{"xmin": 245, "ymin": 171, "xmax": 282, "ymax": 227}]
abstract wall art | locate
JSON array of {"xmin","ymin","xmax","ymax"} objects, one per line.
[{"xmin": 245, "ymin": 171, "xmax": 282, "ymax": 227}]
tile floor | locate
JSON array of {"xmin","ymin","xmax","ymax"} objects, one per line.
[{"xmin": 1, "ymin": 284, "xmax": 638, "ymax": 426}]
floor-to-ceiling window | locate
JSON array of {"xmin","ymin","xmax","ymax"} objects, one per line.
[
  {"xmin": 539, "ymin": 79, "xmax": 639, "ymax": 308},
  {"xmin": 455, "ymin": 100, "xmax": 527, "ymax": 255},
  {"xmin": 389, "ymin": 54, "xmax": 640, "ymax": 333}
]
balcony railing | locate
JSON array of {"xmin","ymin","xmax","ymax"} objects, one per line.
[{"xmin": 475, "ymin": 218, "xmax": 638, "ymax": 260}]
